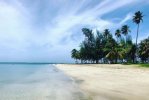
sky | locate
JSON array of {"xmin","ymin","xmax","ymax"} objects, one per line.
[{"xmin": 0, "ymin": 0, "xmax": 149, "ymax": 63}]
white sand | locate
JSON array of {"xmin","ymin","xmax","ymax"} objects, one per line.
[{"xmin": 56, "ymin": 64, "xmax": 149, "ymax": 100}]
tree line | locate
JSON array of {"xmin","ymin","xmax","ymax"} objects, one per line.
[{"xmin": 71, "ymin": 11, "xmax": 149, "ymax": 64}]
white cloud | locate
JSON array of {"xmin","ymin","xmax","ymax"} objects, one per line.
[
  {"xmin": 120, "ymin": 13, "xmax": 133, "ymax": 24},
  {"xmin": 0, "ymin": 0, "xmax": 144, "ymax": 62}
]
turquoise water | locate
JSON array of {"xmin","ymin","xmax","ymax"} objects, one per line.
[{"xmin": 0, "ymin": 64, "xmax": 87, "ymax": 100}]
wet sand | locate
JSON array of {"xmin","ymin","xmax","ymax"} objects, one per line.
[{"xmin": 56, "ymin": 64, "xmax": 149, "ymax": 100}]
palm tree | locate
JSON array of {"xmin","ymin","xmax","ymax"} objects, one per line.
[
  {"xmin": 106, "ymin": 50, "xmax": 116, "ymax": 64},
  {"xmin": 115, "ymin": 29, "xmax": 121, "ymax": 42},
  {"xmin": 71, "ymin": 49, "xmax": 79, "ymax": 63},
  {"xmin": 138, "ymin": 37, "xmax": 149, "ymax": 63},
  {"xmin": 121, "ymin": 25, "xmax": 131, "ymax": 42},
  {"xmin": 121, "ymin": 25, "xmax": 131, "ymax": 62},
  {"xmin": 133, "ymin": 11, "xmax": 143, "ymax": 46},
  {"xmin": 128, "ymin": 44, "xmax": 136, "ymax": 63},
  {"xmin": 104, "ymin": 35, "xmax": 117, "ymax": 63},
  {"xmin": 82, "ymin": 28, "xmax": 95, "ymax": 63},
  {"xmin": 103, "ymin": 29, "xmax": 110, "ymax": 39},
  {"xmin": 71, "ymin": 49, "xmax": 77, "ymax": 59},
  {"xmin": 94, "ymin": 31, "xmax": 104, "ymax": 63}
]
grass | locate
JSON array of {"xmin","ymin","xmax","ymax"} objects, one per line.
[
  {"xmin": 122, "ymin": 63, "xmax": 149, "ymax": 68},
  {"xmin": 137, "ymin": 64, "xmax": 149, "ymax": 67}
]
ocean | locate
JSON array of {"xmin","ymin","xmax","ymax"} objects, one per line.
[{"xmin": 0, "ymin": 64, "xmax": 87, "ymax": 100}]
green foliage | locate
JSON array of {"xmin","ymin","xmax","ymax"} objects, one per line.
[
  {"xmin": 115, "ymin": 29, "xmax": 121, "ymax": 43},
  {"xmin": 121, "ymin": 25, "xmax": 131, "ymax": 36},
  {"xmin": 103, "ymin": 29, "xmax": 110, "ymax": 38},
  {"xmin": 115, "ymin": 29, "xmax": 121, "ymax": 38},
  {"xmin": 71, "ymin": 49, "xmax": 80, "ymax": 63},
  {"xmin": 133, "ymin": 11, "xmax": 143, "ymax": 24},
  {"xmin": 71, "ymin": 11, "xmax": 148, "ymax": 64},
  {"xmin": 138, "ymin": 37, "xmax": 149, "ymax": 63}
]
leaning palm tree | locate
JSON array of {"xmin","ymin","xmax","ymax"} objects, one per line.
[
  {"xmin": 121, "ymin": 25, "xmax": 131, "ymax": 42},
  {"xmin": 115, "ymin": 29, "xmax": 121, "ymax": 42},
  {"xmin": 133, "ymin": 11, "xmax": 143, "ymax": 46},
  {"xmin": 106, "ymin": 50, "xmax": 116, "ymax": 64}
]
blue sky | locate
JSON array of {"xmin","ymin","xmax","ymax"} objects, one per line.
[{"xmin": 0, "ymin": 0, "xmax": 148, "ymax": 63}]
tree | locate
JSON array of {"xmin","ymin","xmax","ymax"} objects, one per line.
[
  {"xmin": 133, "ymin": 11, "xmax": 143, "ymax": 46},
  {"xmin": 125, "ymin": 36, "xmax": 136, "ymax": 63},
  {"xmin": 71, "ymin": 49, "xmax": 79, "ymax": 63},
  {"xmin": 104, "ymin": 34, "xmax": 117, "ymax": 63},
  {"xmin": 121, "ymin": 25, "xmax": 131, "ymax": 43},
  {"xmin": 103, "ymin": 29, "xmax": 110, "ymax": 39},
  {"xmin": 115, "ymin": 29, "xmax": 121, "ymax": 42},
  {"xmin": 102, "ymin": 29, "xmax": 112, "ymax": 63},
  {"xmin": 82, "ymin": 28, "xmax": 95, "ymax": 63},
  {"xmin": 138, "ymin": 37, "xmax": 149, "ymax": 63},
  {"xmin": 128, "ymin": 44, "xmax": 136, "ymax": 63},
  {"xmin": 79, "ymin": 45, "xmax": 86, "ymax": 63},
  {"xmin": 118, "ymin": 37, "xmax": 127, "ymax": 63},
  {"xmin": 94, "ymin": 31, "xmax": 104, "ymax": 63},
  {"xmin": 71, "ymin": 12, "xmax": 146, "ymax": 64}
]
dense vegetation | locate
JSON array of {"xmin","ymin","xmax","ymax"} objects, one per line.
[{"xmin": 71, "ymin": 11, "xmax": 149, "ymax": 64}]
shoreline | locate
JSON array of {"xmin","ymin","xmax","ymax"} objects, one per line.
[
  {"xmin": 0, "ymin": 64, "xmax": 88, "ymax": 100},
  {"xmin": 56, "ymin": 64, "xmax": 149, "ymax": 100}
]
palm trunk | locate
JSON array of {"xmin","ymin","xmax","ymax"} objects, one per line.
[
  {"xmin": 132, "ymin": 57, "xmax": 135, "ymax": 63},
  {"xmin": 125, "ymin": 34, "xmax": 127, "ymax": 48},
  {"xmin": 125, "ymin": 35, "xmax": 128, "ymax": 63},
  {"xmin": 136, "ymin": 24, "xmax": 139, "ymax": 46},
  {"xmin": 135, "ymin": 24, "xmax": 139, "ymax": 63},
  {"xmin": 96, "ymin": 59, "xmax": 99, "ymax": 64}
]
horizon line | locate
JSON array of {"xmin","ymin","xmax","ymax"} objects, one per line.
[{"xmin": 0, "ymin": 62, "xmax": 71, "ymax": 64}]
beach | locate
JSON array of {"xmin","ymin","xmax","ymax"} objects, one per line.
[
  {"xmin": 0, "ymin": 64, "xmax": 88, "ymax": 100},
  {"xmin": 56, "ymin": 64, "xmax": 149, "ymax": 100}
]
